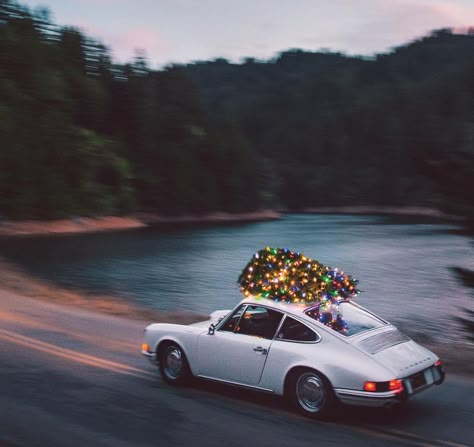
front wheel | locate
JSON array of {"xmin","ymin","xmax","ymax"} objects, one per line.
[
  {"xmin": 158, "ymin": 342, "xmax": 191, "ymax": 385},
  {"xmin": 288, "ymin": 369, "xmax": 335, "ymax": 418}
]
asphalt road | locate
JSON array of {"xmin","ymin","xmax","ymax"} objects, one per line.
[{"xmin": 0, "ymin": 291, "xmax": 473, "ymax": 447}]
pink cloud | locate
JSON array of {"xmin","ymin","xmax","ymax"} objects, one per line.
[
  {"xmin": 384, "ymin": 0, "xmax": 474, "ymax": 29},
  {"xmin": 328, "ymin": 0, "xmax": 474, "ymax": 55},
  {"xmin": 429, "ymin": 1, "xmax": 474, "ymax": 24},
  {"xmin": 105, "ymin": 27, "xmax": 170, "ymax": 63},
  {"xmin": 59, "ymin": 20, "xmax": 170, "ymax": 65}
]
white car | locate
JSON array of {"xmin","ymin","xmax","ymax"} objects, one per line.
[{"xmin": 141, "ymin": 297, "xmax": 445, "ymax": 418}]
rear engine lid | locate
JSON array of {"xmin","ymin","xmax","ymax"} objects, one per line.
[
  {"xmin": 354, "ymin": 327, "xmax": 436, "ymax": 376},
  {"xmin": 372, "ymin": 339, "xmax": 435, "ymax": 377}
]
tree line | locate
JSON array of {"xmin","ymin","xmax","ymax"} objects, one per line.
[{"xmin": 0, "ymin": 0, "xmax": 473, "ymax": 230}]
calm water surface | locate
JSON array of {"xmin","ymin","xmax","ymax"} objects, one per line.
[{"xmin": 1, "ymin": 214, "xmax": 472, "ymax": 339}]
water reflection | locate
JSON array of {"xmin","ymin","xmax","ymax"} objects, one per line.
[{"xmin": 0, "ymin": 214, "xmax": 472, "ymax": 341}]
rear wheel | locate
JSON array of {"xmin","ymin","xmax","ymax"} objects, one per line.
[
  {"xmin": 158, "ymin": 342, "xmax": 191, "ymax": 385},
  {"xmin": 288, "ymin": 369, "xmax": 335, "ymax": 418}
]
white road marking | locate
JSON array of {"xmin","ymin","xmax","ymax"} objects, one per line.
[
  {"xmin": 0, "ymin": 327, "xmax": 155, "ymax": 380},
  {"xmin": 0, "ymin": 327, "xmax": 470, "ymax": 447}
]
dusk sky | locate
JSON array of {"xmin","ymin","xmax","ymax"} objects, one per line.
[{"xmin": 21, "ymin": 0, "xmax": 474, "ymax": 67}]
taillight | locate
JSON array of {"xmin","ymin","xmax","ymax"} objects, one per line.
[
  {"xmin": 388, "ymin": 379, "xmax": 404, "ymax": 393},
  {"xmin": 435, "ymin": 360, "xmax": 441, "ymax": 366},
  {"xmin": 363, "ymin": 379, "xmax": 404, "ymax": 393},
  {"xmin": 363, "ymin": 381, "xmax": 377, "ymax": 392}
]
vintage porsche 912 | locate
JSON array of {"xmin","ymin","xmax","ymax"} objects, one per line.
[{"xmin": 141, "ymin": 297, "xmax": 445, "ymax": 418}]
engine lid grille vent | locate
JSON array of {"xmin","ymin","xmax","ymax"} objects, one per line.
[{"xmin": 358, "ymin": 329, "xmax": 410, "ymax": 354}]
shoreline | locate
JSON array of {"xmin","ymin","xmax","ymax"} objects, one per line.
[
  {"xmin": 137, "ymin": 210, "xmax": 281, "ymax": 225},
  {"xmin": 0, "ymin": 207, "xmax": 457, "ymax": 238},
  {"xmin": 300, "ymin": 206, "xmax": 453, "ymax": 218},
  {"xmin": 0, "ymin": 257, "xmax": 207, "ymax": 325},
  {"xmin": 0, "ymin": 210, "xmax": 281, "ymax": 237},
  {"xmin": 0, "ymin": 257, "xmax": 472, "ymax": 377}
]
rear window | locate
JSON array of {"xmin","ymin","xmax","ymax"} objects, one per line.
[{"xmin": 305, "ymin": 301, "xmax": 386, "ymax": 336}]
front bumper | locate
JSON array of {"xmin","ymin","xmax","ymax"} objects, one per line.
[
  {"xmin": 335, "ymin": 363, "xmax": 445, "ymax": 408},
  {"xmin": 141, "ymin": 348, "xmax": 157, "ymax": 362}
]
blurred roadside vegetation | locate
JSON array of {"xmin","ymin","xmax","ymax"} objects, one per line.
[
  {"xmin": 0, "ymin": 1, "xmax": 473, "ymax": 231},
  {"xmin": 452, "ymin": 267, "xmax": 474, "ymax": 342}
]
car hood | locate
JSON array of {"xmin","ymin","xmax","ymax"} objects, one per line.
[{"xmin": 190, "ymin": 310, "xmax": 230, "ymax": 328}]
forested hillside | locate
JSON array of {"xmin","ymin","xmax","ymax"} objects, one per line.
[
  {"xmin": 185, "ymin": 30, "xmax": 474, "ymax": 222},
  {"xmin": 0, "ymin": 0, "xmax": 473, "ymax": 227}
]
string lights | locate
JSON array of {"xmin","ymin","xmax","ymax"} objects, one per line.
[{"xmin": 238, "ymin": 247, "xmax": 361, "ymax": 334}]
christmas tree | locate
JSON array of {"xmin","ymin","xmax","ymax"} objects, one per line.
[{"xmin": 238, "ymin": 247, "xmax": 359, "ymax": 304}]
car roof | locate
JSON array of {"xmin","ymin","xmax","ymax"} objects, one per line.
[{"xmin": 240, "ymin": 296, "xmax": 315, "ymax": 320}]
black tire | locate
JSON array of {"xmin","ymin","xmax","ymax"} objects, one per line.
[
  {"xmin": 287, "ymin": 369, "xmax": 335, "ymax": 419},
  {"xmin": 158, "ymin": 342, "xmax": 191, "ymax": 385}
]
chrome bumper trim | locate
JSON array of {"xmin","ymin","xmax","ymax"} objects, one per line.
[
  {"xmin": 335, "ymin": 363, "xmax": 445, "ymax": 408},
  {"xmin": 335, "ymin": 388, "xmax": 402, "ymax": 407},
  {"xmin": 141, "ymin": 349, "xmax": 156, "ymax": 362}
]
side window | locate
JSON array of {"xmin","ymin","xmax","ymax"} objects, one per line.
[
  {"xmin": 219, "ymin": 305, "xmax": 246, "ymax": 333},
  {"xmin": 277, "ymin": 316, "xmax": 318, "ymax": 342},
  {"xmin": 236, "ymin": 306, "xmax": 283, "ymax": 339}
]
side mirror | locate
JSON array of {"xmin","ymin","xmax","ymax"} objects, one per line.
[{"xmin": 208, "ymin": 323, "xmax": 216, "ymax": 335}]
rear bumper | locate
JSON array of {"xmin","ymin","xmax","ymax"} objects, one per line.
[
  {"xmin": 335, "ymin": 388, "xmax": 405, "ymax": 408},
  {"xmin": 335, "ymin": 363, "xmax": 445, "ymax": 408}
]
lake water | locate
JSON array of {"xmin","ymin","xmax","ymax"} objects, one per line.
[{"xmin": 1, "ymin": 214, "xmax": 472, "ymax": 340}]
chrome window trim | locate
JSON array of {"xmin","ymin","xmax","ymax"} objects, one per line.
[
  {"xmin": 276, "ymin": 314, "xmax": 321, "ymax": 344},
  {"xmin": 217, "ymin": 303, "xmax": 286, "ymax": 340},
  {"xmin": 237, "ymin": 304, "xmax": 284, "ymax": 340},
  {"xmin": 341, "ymin": 324, "xmax": 389, "ymax": 340},
  {"xmin": 272, "ymin": 313, "xmax": 286, "ymax": 341},
  {"xmin": 274, "ymin": 339, "xmax": 320, "ymax": 345},
  {"xmin": 216, "ymin": 303, "xmax": 247, "ymax": 333},
  {"xmin": 348, "ymin": 300, "xmax": 389, "ymax": 325}
]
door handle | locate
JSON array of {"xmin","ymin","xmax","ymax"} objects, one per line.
[{"xmin": 253, "ymin": 346, "xmax": 268, "ymax": 355}]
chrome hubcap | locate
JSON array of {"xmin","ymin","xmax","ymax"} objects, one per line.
[
  {"xmin": 296, "ymin": 372, "xmax": 325, "ymax": 412},
  {"xmin": 164, "ymin": 347, "xmax": 183, "ymax": 379}
]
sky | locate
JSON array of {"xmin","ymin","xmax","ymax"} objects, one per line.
[{"xmin": 20, "ymin": 0, "xmax": 474, "ymax": 68}]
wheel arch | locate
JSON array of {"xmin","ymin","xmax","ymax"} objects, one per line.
[
  {"xmin": 283, "ymin": 365, "xmax": 334, "ymax": 398},
  {"xmin": 155, "ymin": 337, "xmax": 198, "ymax": 374},
  {"xmin": 283, "ymin": 365, "xmax": 339, "ymax": 418},
  {"xmin": 155, "ymin": 337, "xmax": 188, "ymax": 362}
]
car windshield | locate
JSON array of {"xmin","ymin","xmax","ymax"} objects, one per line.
[{"xmin": 305, "ymin": 301, "xmax": 386, "ymax": 336}]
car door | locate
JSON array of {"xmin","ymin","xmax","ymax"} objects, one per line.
[{"xmin": 196, "ymin": 304, "xmax": 283, "ymax": 386}]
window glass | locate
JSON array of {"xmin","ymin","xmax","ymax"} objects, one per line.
[
  {"xmin": 236, "ymin": 306, "xmax": 283, "ymax": 339},
  {"xmin": 277, "ymin": 316, "xmax": 317, "ymax": 342},
  {"xmin": 305, "ymin": 301, "xmax": 386, "ymax": 336},
  {"xmin": 337, "ymin": 302, "xmax": 385, "ymax": 336},
  {"xmin": 219, "ymin": 304, "xmax": 245, "ymax": 332}
]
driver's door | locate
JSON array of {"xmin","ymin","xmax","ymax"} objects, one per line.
[{"xmin": 196, "ymin": 304, "xmax": 283, "ymax": 386}]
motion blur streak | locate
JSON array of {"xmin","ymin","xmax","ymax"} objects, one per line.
[{"xmin": 0, "ymin": 328, "xmax": 154, "ymax": 380}]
